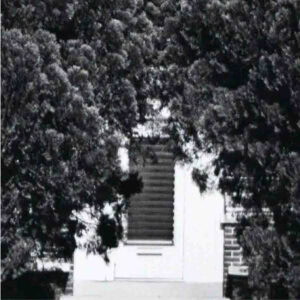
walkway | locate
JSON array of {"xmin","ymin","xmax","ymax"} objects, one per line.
[{"xmin": 61, "ymin": 281, "xmax": 228, "ymax": 300}]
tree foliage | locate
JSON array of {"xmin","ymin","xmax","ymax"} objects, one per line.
[
  {"xmin": 158, "ymin": 0, "xmax": 300, "ymax": 297},
  {"xmin": 2, "ymin": 0, "xmax": 300, "ymax": 296},
  {"xmin": 1, "ymin": 0, "xmax": 164, "ymax": 280}
]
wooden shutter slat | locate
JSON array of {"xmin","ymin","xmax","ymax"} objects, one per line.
[
  {"xmin": 142, "ymin": 145, "xmax": 169, "ymax": 151},
  {"xmin": 139, "ymin": 173, "xmax": 174, "ymax": 180},
  {"xmin": 141, "ymin": 182, "xmax": 174, "ymax": 188},
  {"xmin": 131, "ymin": 194, "xmax": 173, "ymax": 201},
  {"xmin": 146, "ymin": 158, "xmax": 174, "ymax": 164},
  {"xmin": 128, "ymin": 229, "xmax": 173, "ymax": 237},
  {"xmin": 139, "ymin": 174, "xmax": 174, "ymax": 181},
  {"xmin": 136, "ymin": 166, "xmax": 174, "ymax": 173},
  {"xmin": 141, "ymin": 186, "xmax": 174, "ymax": 194},
  {"xmin": 128, "ymin": 143, "xmax": 174, "ymax": 241},
  {"xmin": 141, "ymin": 178, "xmax": 174, "ymax": 186},
  {"xmin": 128, "ymin": 222, "xmax": 173, "ymax": 230},
  {"xmin": 129, "ymin": 206, "xmax": 173, "ymax": 214},
  {"xmin": 129, "ymin": 228, "xmax": 173, "ymax": 238},
  {"xmin": 129, "ymin": 215, "xmax": 174, "ymax": 223},
  {"xmin": 130, "ymin": 200, "xmax": 173, "ymax": 208},
  {"xmin": 131, "ymin": 158, "xmax": 174, "ymax": 166},
  {"xmin": 129, "ymin": 213, "xmax": 173, "ymax": 219},
  {"xmin": 151, "ymin": 151, "xmax": 173, "ymax": 158},
  {"xmin": 127, "ymin": 234, "xmax": 173, "ymax": 241},
  {"xmin": 127, "ymin": 235, "xmax": 172, "ymax": 241},
  {"xmin": 130, "ymin": 169, "xmax": 174, "ymax": 176}
]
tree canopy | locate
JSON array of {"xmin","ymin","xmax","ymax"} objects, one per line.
[
  {"xmin": 1, "ymin": 0, "xmax": 164, "ymax": 280},
  {"xmin": 159, "ymin": 0, "xmax": 300, "ymax": 297},
  {"xmin": 2, "ymin": 0, "xmax": 300, "ymax": 297}
]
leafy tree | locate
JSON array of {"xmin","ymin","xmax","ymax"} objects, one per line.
[
  {"xmin": 158, "ymin": 0, "xmax": 300, "ymax": 297},
  {"xmin": 3, "ymin": 1, "xmax": 300, "ymax": 297},
  {"xmin": 1, "ymin": 0, "xmax": 163, "ymax": 281}
]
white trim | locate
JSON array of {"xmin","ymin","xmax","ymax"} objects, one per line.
[
  {"xmin": 124, "ymin": 240, "xmax": 173, "ymax": 246},
  {"xmin": 115, "ymin": 277, "xmax": 183, "ymax": 282},
  {"xmin": 181, "ymin": 165, "xmax": 187, "ymax": 280}
]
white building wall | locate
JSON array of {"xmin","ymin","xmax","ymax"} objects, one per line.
[
  {"xmin": 73, "ymin": 151, "xmax": 224, "ymax": 286},
  {"xmin": 182, "ymin": 164, "xmax": 224, "ymax": 283}
]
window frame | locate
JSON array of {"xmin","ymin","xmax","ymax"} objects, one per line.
[{"xmin": 125, "ymin": 139, "xmax": 176, "ymax": 246}]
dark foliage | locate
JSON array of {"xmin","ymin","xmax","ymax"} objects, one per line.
[
  {"xmin": 158, "ymin": 0, "xmax": 300, "ymax": 297},
  {"xmin": 1, "ymin": 0, "xmax": 162, "ymax": 280},
  {"xmin": 1, "ymin": 270, "xmax": 69, "ymax": 299},
  {"xmin": 2, "ymin": 1, "xmax": 300, "ymax": 297}
]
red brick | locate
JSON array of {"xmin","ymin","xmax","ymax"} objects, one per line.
[
  {"xmin": 227, "ymin": 257, "xmax": 241, "ymax": 262},
  {"xmin": 231, "ymin": 240, "xmax": 239, "ymax": 246},
  {"xmin": 224, "ymin": 245, "xmax": 241, "ymax": 251},
  {"xmin": 224, "ymin": 228, "xmax": 234, "ymax": 234},
  {"xmin": 224, "ymin": 233, "xmax": 236, "ymax": 239}
]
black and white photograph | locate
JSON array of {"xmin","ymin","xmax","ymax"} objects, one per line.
[{"xmin": 1, "ymin": 1, "xmax": 300, "ymax": 299}]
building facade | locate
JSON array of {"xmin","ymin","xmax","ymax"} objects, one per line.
[{"xmin": 71, "ymin": 144, "xmax": 226, "ymax": 297}]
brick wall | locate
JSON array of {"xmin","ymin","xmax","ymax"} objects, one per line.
[
  {"xmin": 222, "ymin": 222, "xmax": 245, "ymax": 294},
  {"xmin": 64, "ymin": 260, "xmax": 74, "ymax": 295}
]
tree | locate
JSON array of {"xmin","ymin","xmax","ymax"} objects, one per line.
[
  {"xmin": 158, "ymin": 0, "xmax": 300, "ymax": 297},
  {"xmin": 1, "ymin": 0, "xmax": 163, "ymax": 281}
]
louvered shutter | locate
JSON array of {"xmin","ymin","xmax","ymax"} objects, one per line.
[{"xmin": 127, "ymin": 144, "xmax": 175, "ymax": 241}]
